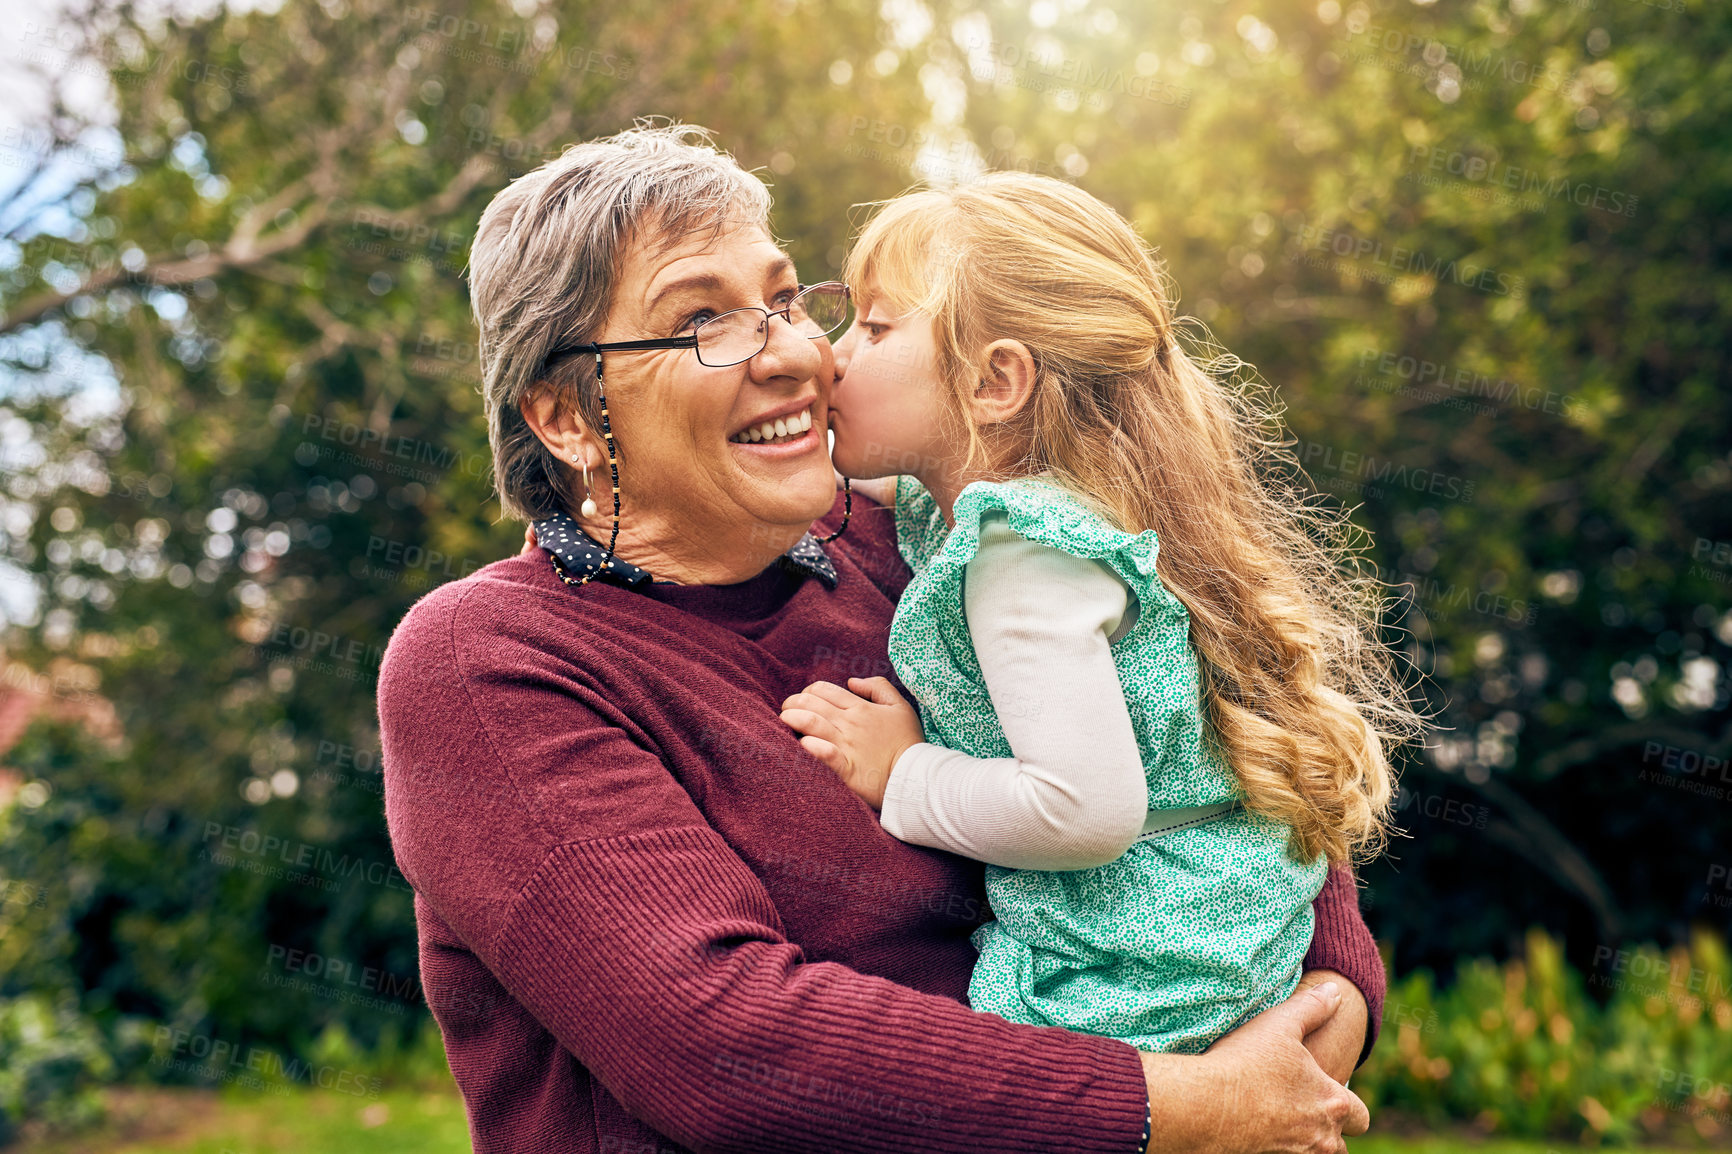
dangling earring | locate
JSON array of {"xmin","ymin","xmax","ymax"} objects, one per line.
[
  {"xmin": 548, "ymin": 352, "xmax": 623, "ymax": 588},
  {"xmin": 577, "ymin": 456, "xmax": 598, "ymax": 518}
]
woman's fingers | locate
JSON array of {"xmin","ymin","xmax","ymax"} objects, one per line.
[
  {"xmin": 1286, "ymin": 980, "xmax": 1343, "ymax": 1036},
  {"xmin": 1294, "ymin": 971, "xmax": 1366, "ymax": 1086},
  {"xmin": 521, "ymin": 526, "xmax": 537, "ymax": 555},
  {"xmin": 1338, "ymin": 1085, "xmax": 1370, "ymax": 1136},
  {"xmin": 1192, "ymin": 983, "xmax": 1370, "ymax": 1154}
]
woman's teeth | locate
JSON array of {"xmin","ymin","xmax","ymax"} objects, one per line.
[{"xmin": 730, "ymin": 408, "xmax": 813, "ymax": 445}]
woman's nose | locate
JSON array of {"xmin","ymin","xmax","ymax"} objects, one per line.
[{"xmin": 750, "ymin": 309, "xmax": 822, "ymax": 383}]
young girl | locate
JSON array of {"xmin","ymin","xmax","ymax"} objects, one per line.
[{"xmin": 780, "ymin": 173, "xmax": 1421, "ymax": 1054}]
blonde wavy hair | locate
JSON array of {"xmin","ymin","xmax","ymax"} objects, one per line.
[{"xmin": 844, "ymin": 172, "xmax": 1425, "ymax": 865}]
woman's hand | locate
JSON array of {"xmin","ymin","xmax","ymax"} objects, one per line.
[
  {"xmin": 1138, "ymin": 981, "xmax": 1370, "ymax": 1154},
  {"xmin": 780, "ymin": 677, "xmax": 924, "ymax": 809},
  {"xmin": 1294, "ymin": 968, "xmax": 1369, "ymax": 1086},
  {"xmin": 522, "ymin": 526, "xmax": 537, "ymax": 555}
]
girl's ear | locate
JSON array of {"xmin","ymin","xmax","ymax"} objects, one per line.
[{"xmin": 970, "ymin": 339, "xmax": 1037, "ymax": 427}]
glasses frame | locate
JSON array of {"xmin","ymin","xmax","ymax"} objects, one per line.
[{"xmin": 546, "ymin": 281, "xmax": 852, "ymax": 370}]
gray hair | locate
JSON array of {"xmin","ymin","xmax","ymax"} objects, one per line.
[{"xmin": 467, "ymin": 121, "xmax": 774, "ymax": 521}]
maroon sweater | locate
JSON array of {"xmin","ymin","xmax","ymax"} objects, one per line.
[{"xmin": 378, "ymin": 493, "xmax": 1384, "ymax": 1154}]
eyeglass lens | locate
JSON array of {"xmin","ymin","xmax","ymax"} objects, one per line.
[{"xmin": 695, "ymin": 285, "xmax": 852, "ymax": 367}]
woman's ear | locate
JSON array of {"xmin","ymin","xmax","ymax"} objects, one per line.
[
  {"xmin": 519, "ymin": 384, "xmax": 604, "ymax": 470},
  {"xmin": 969, "ymin": 339, "xmax": 1037, "ymax": 427}
]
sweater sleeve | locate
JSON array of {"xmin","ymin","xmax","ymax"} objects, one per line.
[
  {"xmin": 879, "ymin": 515, "xmax": 1152, "ymax": 870},
  {"xmin": 1304, "ymin": 862, "xmax": 1387, "ymax": 1067},
  {"xmin": 379, "ymin": 583, "xmax": 1151, "ymax": 1154}
]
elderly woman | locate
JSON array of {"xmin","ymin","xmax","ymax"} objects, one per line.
[{"xmin": 378, "ymin": 124, "xmax": 1384, "ymax": 1154}]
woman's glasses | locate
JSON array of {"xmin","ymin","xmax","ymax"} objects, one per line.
[{"xmin": 547, "ymin": 282, "xmax": 853, "ymax": 370}]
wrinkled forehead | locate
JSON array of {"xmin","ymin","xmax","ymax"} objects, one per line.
[{"xmin": 611, "ymin": 216, "xmax": 792, "ymax": 318}]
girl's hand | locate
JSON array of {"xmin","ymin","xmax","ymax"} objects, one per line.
[{"xmin": 780, "ymin": 677, "xmax": 923, "ymax": 810}]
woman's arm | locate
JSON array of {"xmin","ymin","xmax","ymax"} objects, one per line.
[
  {"xmin": 379, "ymin": 582, "xmax": 1151, "ymax": 1154},
  {"xmin": 1303, "ymin": 863, "xmax": 1386, "ymax": 1072}
]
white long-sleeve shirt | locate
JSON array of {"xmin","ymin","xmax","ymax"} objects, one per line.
[{"xmin": 879, "ymin": 511, "xmax": 1157, "ymax": 871}]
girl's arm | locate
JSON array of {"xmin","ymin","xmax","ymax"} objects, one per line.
[{"xmin": 877, "ymin": 512, "xmax": 1152, "ymax": 869}]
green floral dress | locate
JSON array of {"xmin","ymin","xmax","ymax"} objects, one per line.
[{"xmin": 891, "ymin": 474, "xmax": 1327, "ymax": 1053}]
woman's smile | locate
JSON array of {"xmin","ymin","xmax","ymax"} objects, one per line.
[{"xmin": 726, "ymin": 400, "xmax": 825, "ymax": 455}]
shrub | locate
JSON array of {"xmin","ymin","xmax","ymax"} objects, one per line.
[
  {"xmin": 0, "ymin": 992, "xmax": 114, "ymax": 1144},
  {"xmin": 1356, "ymin": 929, "xmax": 1732, "ymax": 1143}
]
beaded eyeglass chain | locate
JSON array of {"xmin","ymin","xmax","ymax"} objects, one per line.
[
  {"xmin": 549, "ymin": 351, "xmax": 623, "ymax": 588},
  {"xmin": 547, "ymin": 351, "xmax": 850, "ymax": 589},
  {"xmin": 817, "ymin": 476, "xmax": 851, "ymax": 545}
]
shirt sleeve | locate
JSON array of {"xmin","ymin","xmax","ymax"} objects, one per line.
[
  {"xmin": 379, "ymin": 581, "xmax": 1152, "ymax": 1154},
  {"xmin": 878, "ymin": 513, "xmax": 1152, "ymax": 871}
]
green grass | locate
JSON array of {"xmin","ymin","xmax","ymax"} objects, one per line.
[
  {"xmin": 1356, "ymin": 1141, "xmax": 1634, "ymax": 1154},
  {"xmin": 17, "ymin": 1086, "xmax": 1716, "ymax": 1153},
  {"xmin": 1352, "ymin": 1132, "xmax": 1717, "ymax": 1154},
  {"xmin": 18, "ymin": 1085, "xmax": 472, "ymax": 1153}
]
